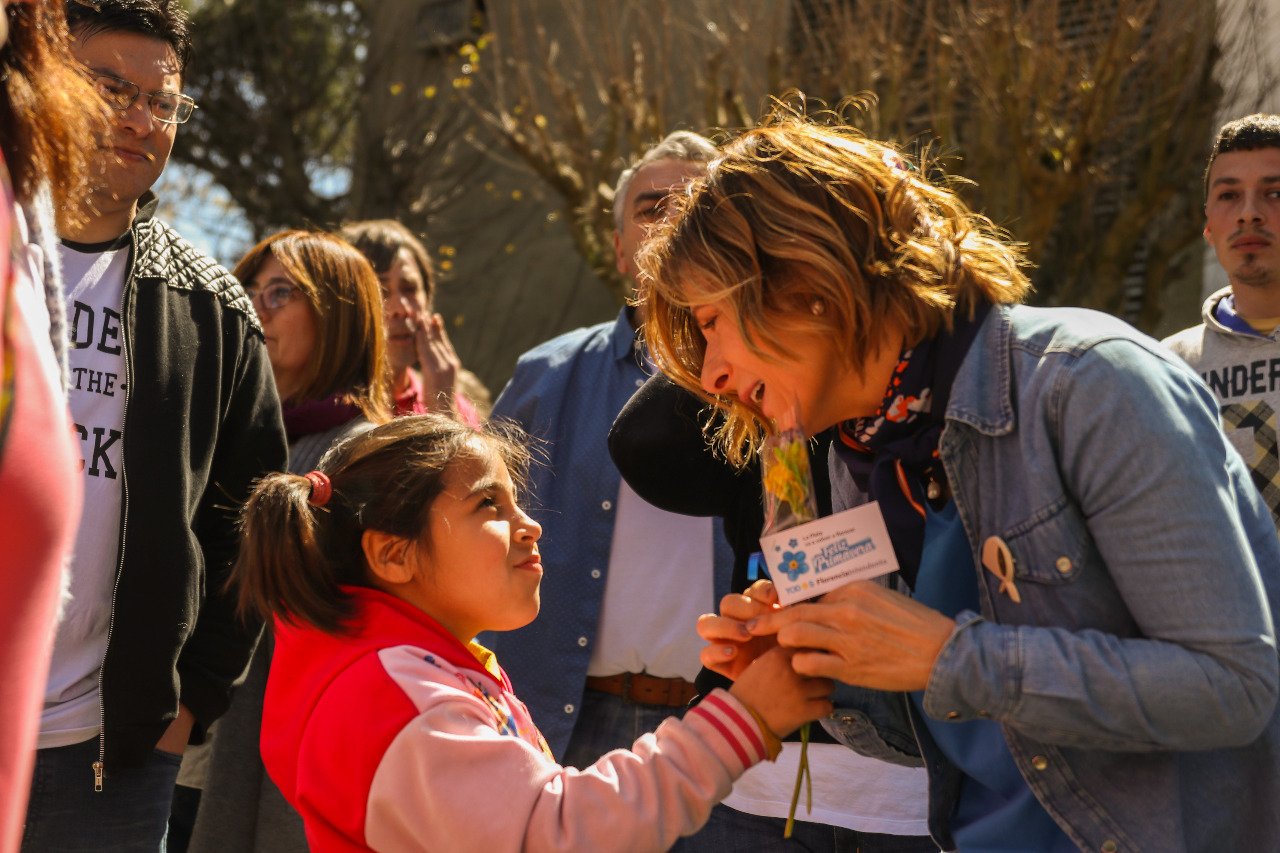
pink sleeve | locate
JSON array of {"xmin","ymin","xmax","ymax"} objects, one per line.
[{"xmin": 364, "ymin": 687, "xmax": 767, "ymax": 852}]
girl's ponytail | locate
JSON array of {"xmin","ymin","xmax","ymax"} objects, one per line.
[{"xmin": 232, "ymin": 471, "xmax": 355, "ymax": 634}]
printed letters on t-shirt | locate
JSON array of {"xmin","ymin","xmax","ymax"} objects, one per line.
[{"xmin": 60, "ymin": 247, "xmax": 128, "ymax": 481}]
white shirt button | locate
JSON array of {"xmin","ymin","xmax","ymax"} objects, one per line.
[
  {"xmin": 590, "ymin": 569, "xmax": 601, "ymax": 579},
  {"xmin": 577, "ymin": 636, "xmax": 588, "ymax": 647},
  {"xmin": 564, "ymin": 704, "xmax": 574, "ymax": 714},
  {"xmin": 601, "ymin": 500, "xmax": 613, "ymax": 511}
]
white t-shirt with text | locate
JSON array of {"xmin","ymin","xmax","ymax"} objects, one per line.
[{"xmin": 39, "ymin": 238, "xmax": 130, "ymax": 747}]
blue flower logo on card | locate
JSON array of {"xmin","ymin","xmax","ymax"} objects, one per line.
[{"xmin": 777, "ymin": 550, "xmax": 809, "ymax": 581}]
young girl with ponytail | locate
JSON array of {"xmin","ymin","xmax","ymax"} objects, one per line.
[{"xmin": 232, "ymin": 413, "xmax": 833, "ymax": 852}]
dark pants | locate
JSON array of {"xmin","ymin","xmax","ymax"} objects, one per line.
[
  {"xmin": 562, "ymin": 690, "xmax": 937, "ymax": 853},
  {"xmin": 165, "ymin": 784, "xmax": 202, "ymax": 853},
  {"xmin": 22, "ymin": 737, "xmax": 181, "ymax": 853}
]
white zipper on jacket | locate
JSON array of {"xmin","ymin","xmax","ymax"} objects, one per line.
[{"xmin": 92, "ymin": 237, "xmax": 135, "ymax": 792}]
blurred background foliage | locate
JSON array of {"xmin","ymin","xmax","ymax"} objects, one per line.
[{"xmin": 172, "ymin": 0, "xmax": 1277, "ymax": 390}]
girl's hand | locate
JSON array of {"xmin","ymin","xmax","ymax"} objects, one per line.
[
  {"xmin": 414, "ymin": 313, "xmax": 461, "ymax": 412},
  {"xmin": 729, "ymin": 646, "xmax": 833, "ymax": 738},
  {"xmin": 747, "ymin": 581, "xmax": 956, "ymax": 692},
  {"xmin": 698, "ymin": 580, "xmax": 782, "ymax": 680}
]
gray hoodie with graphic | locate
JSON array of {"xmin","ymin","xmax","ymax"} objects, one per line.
[{"xmin": 1163, "ymin": 286, "xmax": 1280, "ymax": 528}]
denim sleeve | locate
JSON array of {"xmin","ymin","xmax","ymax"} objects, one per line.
[{"xmin": 925, "ymin": 339, "xmax": 1280, "ymax": 751}]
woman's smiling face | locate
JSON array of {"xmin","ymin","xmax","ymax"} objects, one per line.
[{"xmin": 692, "ymin": 297, "xmax": 901, "ymax": 434}]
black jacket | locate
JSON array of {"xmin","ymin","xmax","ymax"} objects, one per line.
[{"xmin": 98, "ymin": 197, "xmax": 286, "ymax": 769}]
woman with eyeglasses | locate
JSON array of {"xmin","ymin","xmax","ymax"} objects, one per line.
[
  {"xmin": 0, "ymin": 0, "xmax": 109, "ymax": 848},
  {"xmin": 236, "ymin": 230, "xmax": 391, "ymax": 466},
  {"xmin": 185, "ymin": 230, "xmax": 391, "ymax": 853}
]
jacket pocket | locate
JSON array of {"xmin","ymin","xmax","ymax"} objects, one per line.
[
  {"xmin": 987, "ymin": 493, "xmax": 1137, "ymax": 634},
  {"xmin": 824, "ymin": 685, "xmax": 924, "ymax": 767},
  {"xmin": 1001, "ymin": 495, "xmax": 1092, "ymax": 586}
]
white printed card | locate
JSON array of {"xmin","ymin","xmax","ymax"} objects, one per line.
[{"xmin": 760, "ymin": 501, "xmax": 899, "ymax": 605}]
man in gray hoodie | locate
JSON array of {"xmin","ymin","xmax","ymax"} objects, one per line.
[{"xmin": 1165, "ymin": 113, "xmax": 1280, "ymax": 530}]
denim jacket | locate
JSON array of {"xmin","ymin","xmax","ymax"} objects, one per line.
[{"xmin": 826, "ymin": 305, "xmax": 1280, "ymax": 852}]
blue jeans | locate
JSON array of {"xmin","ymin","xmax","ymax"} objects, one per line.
[
  {"xmin": 561, "ymin": 688, "xmax": 681, "ymax": 767},
  {"xmin": 22, "ymin": 737, "xmax": 182, "ymax": 852},
  {"xmin": 562, "ymin": 690, "xmax": 937, "ymax": 852}
]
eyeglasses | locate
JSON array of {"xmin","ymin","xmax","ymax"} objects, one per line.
[
  {"xmin": 88, "ymin": 71, "xmax": 198, "ymax": 125},
  {"xmin": 245, "ymin": 282, "xmax": 299, "ymax": 313}
]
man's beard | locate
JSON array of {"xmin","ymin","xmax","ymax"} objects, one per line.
[{"xmin": 1233, "ymin": 252, "xmax": 1277, "ymax": 289}]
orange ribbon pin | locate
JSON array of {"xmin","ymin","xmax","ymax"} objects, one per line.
[{"xmin": 981, "ymin": 536, "xmax": 1021, "ymax": 604}]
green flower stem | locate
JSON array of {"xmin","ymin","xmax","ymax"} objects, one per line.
[{"xmin": 783, "ymin": 722, "xmax": 813, "ymax": 838}]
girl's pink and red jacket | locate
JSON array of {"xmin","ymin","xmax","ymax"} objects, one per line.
[{"xmin": 261, "ymin": 586, "xmax": 777, "ymax": 852}]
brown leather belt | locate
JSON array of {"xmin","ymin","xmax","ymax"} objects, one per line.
[{"xmin": 585, "ymin": 672, "xmax": 698, "ymax": 708}]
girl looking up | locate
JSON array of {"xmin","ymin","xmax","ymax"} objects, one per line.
[{"xmin": 232, "ymin": 414, "xmax": 832, "ymax": 852}]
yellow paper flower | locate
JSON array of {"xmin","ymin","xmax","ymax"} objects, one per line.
[{"xmin": 764, "ymin": 440, "xmax": 810, "ymax": 517}]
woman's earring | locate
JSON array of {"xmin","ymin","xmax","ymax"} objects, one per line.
[{"xmin": 810, "ymin": 298, "xmax": 826, "ymax": 316}]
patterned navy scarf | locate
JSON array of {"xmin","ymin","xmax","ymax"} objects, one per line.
[{"xmin": 832, "ymin": 301, "xmax": 991, "ymax": 587}]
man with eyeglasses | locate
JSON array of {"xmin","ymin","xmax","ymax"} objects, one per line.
[{"xmin": 21, "ymin": 2, "xmax": 286, "ymax": 850}]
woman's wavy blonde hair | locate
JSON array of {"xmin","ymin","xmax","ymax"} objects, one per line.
[{"xmin": 639, "ymin": 116, "xmax": 1032, "ymax": 466}]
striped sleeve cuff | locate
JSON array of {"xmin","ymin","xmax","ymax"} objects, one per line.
[{"xmin": 686, "ymin": 689, "xmax": 770, "ymax": 771}]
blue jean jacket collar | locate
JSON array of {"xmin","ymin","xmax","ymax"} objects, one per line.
[{"xmin": 946, "ymin": 303, "xmax": 1016, "ymax": 437}]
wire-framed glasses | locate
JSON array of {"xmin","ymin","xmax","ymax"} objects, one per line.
[
  {"xmin": 89, "ymin": 71, "xmax": 198, "ymax": 125},
  {"xmin": 245, "ymin": 282, "xmax": 300, "ymax": 313}
]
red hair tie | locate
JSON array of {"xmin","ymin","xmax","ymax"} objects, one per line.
[{"xmin": 304, "ymin": 471, "xmax": 332, "ymax": 507}]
